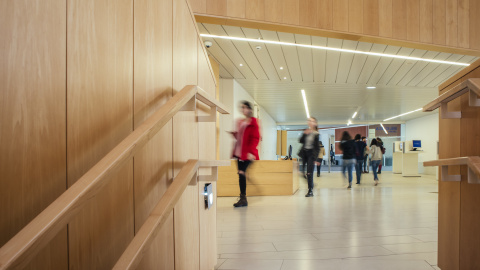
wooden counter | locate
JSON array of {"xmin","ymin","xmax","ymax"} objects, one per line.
[{"xmin": 217, "ymin": 160, "xmax": 299, "ymax": 196}]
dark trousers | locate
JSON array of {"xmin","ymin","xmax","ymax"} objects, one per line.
[
  {"xmin": 316, "ymin": 158, "xmax": 323, "ymax": 175},
  {"xmin": 304, "ymin": 149, "xmax": 316, "ymax": 190},
  {"xmin": 355, "ymin": 159, "xmax": 363, "ymax": 183},
  {"xmin": 237, "ymin": 159, "xmax": 251, "ymax": 195}
]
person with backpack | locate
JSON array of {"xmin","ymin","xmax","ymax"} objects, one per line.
[
  {"xmin": 354, "ymin": 134, "xmax": 366, "ymax": 184},
  {"xmin": 366, "ymin": 138, "xmax": 383, "ymax": 186},
  {"xmin": 376, "ymin": 137, "xmax": 385, "ymax": 174}
]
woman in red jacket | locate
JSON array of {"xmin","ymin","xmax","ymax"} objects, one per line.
[{"xmin": 231, "ymin": 101, "xmax": 260, "ymax": 207}]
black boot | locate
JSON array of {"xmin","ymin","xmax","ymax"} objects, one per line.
[
  {"xmin": 233, "ymin": 194, "xmax": 248, "ymax": 207},
  {"xmin": 305, "ymin": 189, "xmax": 313, "ymax": 197}
]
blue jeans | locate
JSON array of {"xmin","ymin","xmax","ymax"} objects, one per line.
[
  {"xmin": 355, "ymin": 159, "xmax": 363, "ymax": 183},
  {"xmin": 371, "ymin": 160, "xmax": 381, "ymax": 180},
  {"xmin": 342, "ymin": 159, "xmax": 356, "ymax": 185}
]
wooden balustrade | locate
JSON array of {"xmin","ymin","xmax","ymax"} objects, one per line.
[
  {"xmin": 423, "ymin": 78, "xmax": 480, "ymax": 119},
  {"xmin": 0, "ymin": 85, "xmax": 229, "ymax": 270},
  {"xmin": 424, "ymin": 156, "xmax": 480, "ymax": 184},
  {"xmin": 113, "ymin": 159, "xmax": 230, "ymax": 270}
]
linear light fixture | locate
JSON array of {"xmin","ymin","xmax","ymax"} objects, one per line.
[
  {"xmin": 383, "ymin": 108, "xmax": 423, "ymax": 121},
  {"xmin": 352, "ymin": 112, "xmax": 358, "ymax": 119},
  {"xmin": 380, "ymin": 123, "xmax": 388, "ymax": 134},
  {"xmin": 367, "ymin": 86, "xmax": 376, "ymax": 89},
  {"xmin": 347, "ymin": 120, "xmax": 352, "ymax": 126},
  {"xmin": 301, "ymin": 89, "xmax": 310, "ymax": 118},
  {"xmin": 200, "ymin": 34, "xmax": 470, "ymax": 66}
]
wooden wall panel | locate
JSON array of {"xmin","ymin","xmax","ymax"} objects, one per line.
[
  {"xmin": 227, "ymin": 0, "xmax": 246, "ymax": 18},
  {"xmin": 378, "ymin": 0, "xmax": 392, "ymax": 37},
  {"xmin": 299, "ymin": 0, "xmax": 317, "ymax": 28},
  {"xmin": 470, "ymin": 0, "xmax": 480, "ymax": 50},
  {"xmin": 0, "ymin": 1, "xmax": 68, "ymax": 269},
  {"xmin": 332, "ymin": 0, "xmax": 349, "ymax": 32},
  {"xmin": 433, "ymin": 0, "xmax": 446, "ymax": 45},
  {"xmin": 133, "ymin": 0, "xmax": 174, "ymax": 269},
  {"xmin": 363, "ymin": 0, "xmax": 379, "ymax": 36},
  {"xmin": 206, "ymin": 0, "xmax": 227, "ymax": 16},
  {"xmin": 459, "ymin": 91, "xmax": 480, "ymax": 270},
  {"xmin": 189, "ymin": 0, "xmax": 207, "ymax": 14},
  {"xmin": 446, "ymin": 0, "xmax": 458, "ymax": 47},
  {"xmin": 282, "ymin": 0, "xmax": 300, "ymax": 25},
  {"xmin": 317, "ymin": 0, "xmax": 333, "ymax": 30},
  {"xmin": 437, "ymin": 62, "xmax": 480, "ymax": 270},
  {"xmin": 196, "ymin": 0, "xmax": 480, "ymax": 53},
  {"xmin": 438, "ymin": 106, "xmax": 461, "ymax": 270},
  {"xmin": 392, "ymin": 0, "xmax": 407, "ymax": 40},
  {"xmin": 457, "ymin": 0, "xmax": 469, "ymax": 48},
  {"xmin": 406, "ymin": 0, "xmax": 419, "ymax": 42},
  {"xmin": 265, "ymin": 0, "xmax": 283, "ymax": 23},
  {"xmin": 66, "ymin": 0, "xmax": 134, "ymax": 269},
  {"xmin": 348, "ymin": 0, "xmax": 363, "ymax": 34},
  {"xmin": 419, "ymin": 0, "xmax": 433, "ymax": 44},
  {"xmin": 173, "ymin": 0, "xmax": 199, "ymax": 269},
  {"xmin": 246, "ymin": 0, "xmax": 265, "ymax": 20}
]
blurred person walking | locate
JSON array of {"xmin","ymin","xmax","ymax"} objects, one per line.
[
  {"xmin": 366, "ymin": 138, "xmax": 383, "ymax": 186},
  {"xmin": 362, "ymin": 136, "xmax": 369, "ymax": 173},
  {"xmin": 230, "ymin": 101, "xmax": 260, "ymax": 207},
  {"xmin": 316, "ymin": 141, "xmax": 325, "ymax": 177},
  {"xmin": 376, "ymin": 137, "xmax": 385, "ymax": 174},
  {"xmin": 299, "ymin": 117, "xmax": 320, "ymax": 197},
  {"xmin": 340, "ymin": 131, "xmax": 356, "ymax": 189},
  {"xmin": 354, "ymin": 134, "xmax": 366, "ymax": 184}
]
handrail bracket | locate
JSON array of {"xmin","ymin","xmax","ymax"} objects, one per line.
[
  {"xmin": 440, "ymin": 102, "xmax": 461, "ymax": 119},
  {"xmin": 469, "ymin": 89, "xmax": 480, "ymax": 107},
  {"xmin": 441, "ymin": 166, "xmax": 461, "ymax": 181}
]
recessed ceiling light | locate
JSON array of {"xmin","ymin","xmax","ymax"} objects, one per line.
[
  {"xmin": 200, "ymin": 34, "xmax": 470, "ymax": 66},
  {"xmin": 301, "ymin": 90, "xmax": 310, "ymax": 118},
  {"xmin": 239, "ymin": 63, "xmax": 243, "ymax": 67},
  {"xmin": 367, "ymin": 86, "xmax": 376, "ymax": 89},
  {"xmin": 280, "ymin": 67, "xmax": 284, "ymax": 70},
  {"xmin": 380, "ymin": 123, "xmax": 388, "ymax": 134},
  {"xmin": 284, "ymin": 77, "xmax": 287, "ymax": 80},
  {"xmin": 384, "ymin": 108, "xmax": 423, "ymax": 121}
]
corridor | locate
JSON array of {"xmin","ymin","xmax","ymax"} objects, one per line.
[{"xmin": 216, "ymin": 172, "xmax": 439, "ymax": 270}]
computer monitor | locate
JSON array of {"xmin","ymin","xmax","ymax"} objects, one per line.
[{"xmin": 412, "ymin": 140, "xmax": 421, "ymax": 148}]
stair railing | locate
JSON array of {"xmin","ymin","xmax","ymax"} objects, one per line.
[{"xmin": 0, "ymin": 85, "xmax": 229, "ymax": 270}]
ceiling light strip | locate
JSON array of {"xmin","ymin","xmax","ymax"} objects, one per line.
[
  {"xmin": 380, "ymin": 123, "xmax": 388, "ymax": 134},
  {"xmin": 301, "ymin": 90, "xmax": 310, "ymax": 119},
  {"xmin": 383, "ymin": 108, "xmax": 423, "ymax": 121},
  {"xmin": 352, "ymin": 112, "xmax": 357, "ymax": 119},
  {"xmin": 200, "ymin": 34, "xmax": 470, "ymax": 66}
]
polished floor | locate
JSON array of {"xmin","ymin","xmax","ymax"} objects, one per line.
[{"xmin": 215, "ymin": 171, "xmax": 440, "ymax": 270}]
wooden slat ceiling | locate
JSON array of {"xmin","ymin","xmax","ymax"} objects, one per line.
[{"xmin": 199, "ymin": 23, "xmax": 478, "ymax": 124}]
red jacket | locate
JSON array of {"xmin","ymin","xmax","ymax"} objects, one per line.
[{"xmin": 232, "ymin": 117, "xmax": 260, "ymax": 161}]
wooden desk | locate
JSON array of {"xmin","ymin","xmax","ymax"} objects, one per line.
[{"xmin": 218, "ymin": 160, "xmax": 299, "ymax": 196}]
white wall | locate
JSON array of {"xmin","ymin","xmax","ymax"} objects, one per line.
[
  {"xmin": 219, "ymin": 79, "xmax": 278, "ymax": 160},
  {"xmin": 405, "ymin": 113, "xmax": 439, "ymax": 175}
]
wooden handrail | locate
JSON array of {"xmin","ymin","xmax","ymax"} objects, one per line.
[
  {"xmin": 423, "ymin": 78, "xmax": 480, "ymax": 118},
  {"xmin": 0, "ymin": 85, "xmax": 229, "ymax": 270},
  {"xmin": 424, "ymin": 156, "xmax": 480, "ymax": 184},
  {"xmin": 113, "ymin": 159, "xmax": 229, "ymax": 270}
]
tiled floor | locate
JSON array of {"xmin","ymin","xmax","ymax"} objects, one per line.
[{"xmin": 215, "ymin": 171, "xmax": 439, "ymax": 270}]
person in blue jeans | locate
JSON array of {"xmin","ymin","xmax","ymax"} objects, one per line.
[
  {"xmin": 339, "ymin": 131, "xmax": 356, "ymax": 189},
  {"xmin": 354, "ymin": 134, "xmax": 366, "ymax": 184},
  {"xmin": 366, "ymin": 138, "xmax": 383, "ymax": 186}
]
